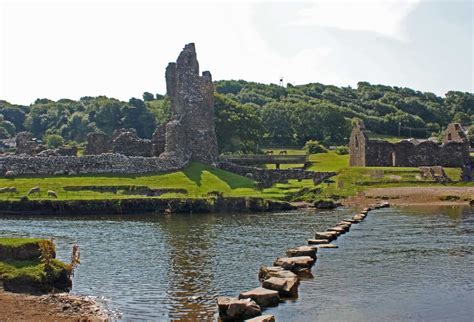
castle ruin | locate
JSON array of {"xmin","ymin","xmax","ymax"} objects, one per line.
[{"xmin": 349, "ymin": 121, "xmax": 470, "ymax": 167}]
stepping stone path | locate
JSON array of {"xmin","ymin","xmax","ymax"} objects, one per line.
[
  {"xmin": 239, "ymin": 287, "xmax": 280, "ymax": 308},
  {"xmin": 307, "ymin": 238, "xmax": 330, "ymax": 245},
  {"xmin": 286, "ymin": 245, "xmax": 317, "ymax": 259},
  {"xmin": 273, "ymin": 256, "xmax": 316, "ymax": 270},
  {"xmin": 217, "ymin": 296, "xmax": 261, "ymax": 320},
  {"xmin": 258, "ymin": 266, "xmax": 298, "ymax": 280},
  {"xmin": 218, "ymin": 202, "xmax": 391, "ymax": 321},
  {"xmin": 317, "ymin": 244, "xmax": 338, "ymax": 249},
  {"xmin": 245, "ymin": 315, "xmax": 276, "ymax": 322},
  {"xmin": 262, "ymin": 276, "xmax": 299, "ymax": 297},
  {"xmin": 314, "ymin": 231, "xmax": 338, "ymax": 241}
]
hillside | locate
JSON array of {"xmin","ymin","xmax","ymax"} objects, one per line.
[{"xmin": 0, "ymin": 81, "xmax": 472, "ymax": 153}]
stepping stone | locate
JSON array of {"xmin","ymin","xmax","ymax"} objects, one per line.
[
  {"xmin": 318, "ymin": 244, "xmax": 338, "ymax": 249},
  {"xmin": 314, "ymin": 231, "xmax": 338, "ymax": 241},
  {"xmin": 217, "ymin": 296, "xmax": 261, "ymax": 320},
  {"xmin": 338, "ymin": 221, "xmax": 352, "ymax": 226},
  {"xmin": 274, "ymin": 256, "xmax": 316, "ymax": 270},
  {"xmin": 293, "ymin": 267, "xmax": 314, "ymax": 279},
  {"xmin": 327, "ymin": 226, "xmax": 346, "ymax": 234},
  {"xmin": 363, "ymin": 207, "xmax": 372, "ymax": 212},
  {"xmin": 338, "ymin": 224, "xmax": 351, "ymax": 231},
  {"xmin": 262, "ymin": 276, "xmax": 299, "ymax": 297},
  {"xmin": 245, "ymin": 314, "xmax": 276, "ymax": 322},
  {"xmin": 239, "ymin": 287, "xmax": 280, "ymax": 308},
  {"xmin": 259, "ymin": 266, "xmax": 298, "ymax": 280},
  {"xmin": 286, "ymin": 245, "xmax": 317, "ymax": 259},
  {"xmin": 308, "ymin": 238, "xmax": 330, "ymax": 245}
]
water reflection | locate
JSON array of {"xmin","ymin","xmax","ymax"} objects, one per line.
[{"xmin": 0, "ymin": 206, "xmax": 473, "ymax": 321}]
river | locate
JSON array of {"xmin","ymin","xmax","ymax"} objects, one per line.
[{"xmin": 1, "ymin": 206, "xmax": 473, "ymax": 321}]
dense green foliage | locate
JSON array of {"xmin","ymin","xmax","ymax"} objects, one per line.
[
  {"xmin": 304, "ymin": 140, "xmax": 327, "ymax": 154},
  {"xmin": 215, "ymin": 80, "xmax": 474, "ymax": 149},
  {"xmin": 0, "ymin": 81, "xmax": 472, "ymax": 153}
]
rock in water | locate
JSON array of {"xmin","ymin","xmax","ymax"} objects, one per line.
[
  {"xmin": 245, "ymin": 314, "xmax": 276, "ymax": 322},
  {"xmin": 273, "ymin": 256, "xmax": 316, "ymax": 270},
  {"xmin": 307, "ymin": 238, "xmax": 330, "ymax": 245},
  {"xmin": 262, "ymin": 277, "xmax": 299, "ymax": 297},
  {"xmin": 239, "ymin": 287, "xmax": 280, "ymax": 308},
  {"xmin": 286, "ymin": 245, "xmax": 317, "ymax": 259},
  {"xmin": 217, "ymin": 296, "xmax": 261, "ymax": 320}
]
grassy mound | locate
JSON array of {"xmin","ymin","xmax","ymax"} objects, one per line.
[{"xmin": 0, "ymin": 238, "xmax": 71, "ymax": 294}]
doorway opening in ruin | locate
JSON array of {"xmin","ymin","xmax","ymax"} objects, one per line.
[
  {"xmin": 355, "ymin": 136, "xmax": 359, "ymax": 148},
  {"xmin": 391, "ymin": 152, "xmax": 396, "ymax": 166}
]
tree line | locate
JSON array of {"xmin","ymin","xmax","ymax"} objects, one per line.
[{"xmin": 0, "ymin": 81, "xmax": 472, "ymax": 153}]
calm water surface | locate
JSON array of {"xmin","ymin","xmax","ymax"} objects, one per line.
[{"xmin": 1, "ymin": 206, "xmax": 473, "ymax": 321}]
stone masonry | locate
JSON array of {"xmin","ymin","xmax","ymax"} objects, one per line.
[
  {"xmin": 165, "ymin": 43, "xmax": 219, "ymax": 164},
  {"xmin": 349, "ymin": 121, "xmax": 470, "ymax": 167}
]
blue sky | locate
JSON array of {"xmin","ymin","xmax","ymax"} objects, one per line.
[{"xmin": 0, "ymin": 0, "xmax": 472, "ymax": 104}]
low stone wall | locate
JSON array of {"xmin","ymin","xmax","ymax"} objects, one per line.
[
  {"xmin": 0, "ymin": 197, "xmax": 295, "ymax": 216},
  {"xmin": 0, "ymin": 153, "xmax": 186, "ymax": 176},
  {"xmin": 219, "ymin": 162, "xmax": 335, "ymax": 188}
]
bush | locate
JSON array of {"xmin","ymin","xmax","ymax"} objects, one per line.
[
  {"xmin": 304, "ymin": 140, "xmax": 327, "ymax": 154},
  {"xmin": 335, "ymin": 145, "xmax": 349, "ymax": 155},
  {"xmin": 44, "ymin": 134, "xmax": 64, "ymax": 149}
]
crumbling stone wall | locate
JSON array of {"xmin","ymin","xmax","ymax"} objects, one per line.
[
  {"xmin": 85, "ymin": 132, "xmax": 110, "ymax": 155},
  {"xmin": 349, "ymin": 121, "xmax": 470, "ymax": 167},
  {"xmin": 219, "ymin": 162, "xmax": 335, "ymax": 188},
  {"xmin": 15, "ymin": 132, "xmax": 40, "ymax": 155},
  {"xmin": 112, "ymin": 130, "xmax": 152, "ymax": 157},
  {"xmin": 442, "ymin": 123, "xmax": 468, "ymax": 143},
  {"xmin": 0, "ymin": 154, "xmax": 182, "ymax": 176},
  {"xmin": 165, "ymin": 43, "xmax": 218, "ymax": 164},
  {"xmin": 151, "ymin": 124, "xmax": 166, "ymax": 156}
]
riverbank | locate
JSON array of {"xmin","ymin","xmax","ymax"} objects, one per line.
[
  {"xmin": 344, "ymin": 186, "xmax": 474, "ymax": 208},
  {"xmin": 0, "ymin": 288, "xmax": 107, "ymax": 321}
]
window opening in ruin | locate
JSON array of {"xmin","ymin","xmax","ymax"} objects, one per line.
[
  {"xmin": 391, "ymin": 152, "xmax": 396, "ymax": 166},
  {"xmin": 355, "ymin": 136, "xmax": 359, "ymax": 148},
  {"xmin": 447, "ymin": 133, "xmax": 452, "ymax": 141}
]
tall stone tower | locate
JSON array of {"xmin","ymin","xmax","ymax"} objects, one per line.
[{"xmin": 164, "ymin": 43, "xmax": 218, "ymax": 164}]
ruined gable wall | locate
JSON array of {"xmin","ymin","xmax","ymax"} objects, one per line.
[{"xmin": 349, "ymin": 124, "xmax": 368, "ymax": 166}]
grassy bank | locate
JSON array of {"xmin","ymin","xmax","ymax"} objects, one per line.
[
  {"xmin": 0, "ymin": 238, "xmax": 71, "ymax": 293},
  {"xmin": 0, "ymin": 152, "xmax": 470, "ymax": 204},
  {"xmin": 0, "ymin": 163, "xmax": 315, "ymax": 201}
]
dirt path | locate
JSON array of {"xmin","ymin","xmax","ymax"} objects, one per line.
[
  {"xmin": 344, "ymin": 186, "xmax": 474, "ymax": 208},
  {"xmin": 0, "ymin": 288, "xmax": 107, "ymax": 321}
]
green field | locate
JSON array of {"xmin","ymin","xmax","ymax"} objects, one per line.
[
  {"xmin": 0, "ymin": 152, "xmax": 470, "ymax": 203},
  {"xmin": 0, "ymin": 163, "xmax": 315, "ymax": 201}
]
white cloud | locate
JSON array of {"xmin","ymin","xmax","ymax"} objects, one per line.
[{"xmin": 293, "ymin": 0, "xmax": 420, "ymax": 40}]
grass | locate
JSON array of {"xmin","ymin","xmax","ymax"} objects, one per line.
[
  {"xmin": 0, "ymin": 162, "xmax": 309, "ymax": 201},
  {"xmin": 0, "ymin": 152, "xmax": 470, "ymax": 203},
  {"xmin": 0, "ymin": 238, "xmax": 68, "ymax": 284},
  {"xmin": 0, "ymin": 238, "xmax": 43, "ymax": 247}
]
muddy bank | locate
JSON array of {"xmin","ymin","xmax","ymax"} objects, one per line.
[
  {"xmin": 344, "ymin": 186, "xmax": 474, "ymax": 208},
  {"xmin": 0, "ymin": 287, "xmax": 108, "ymax": 321},
  {"xmin": 0, "ymin": 197, "xmax": 295, "ymax": 216}
]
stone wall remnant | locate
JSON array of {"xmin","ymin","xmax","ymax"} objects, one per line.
[
  {"xmin": 15, "ymin": 132, "xmax": 39, "ymax": 155},
  {"xmin": 151, "ymin": 124, "xmax": 166, "ymax": 157},
  {"xmin": 165, "ymin": 43, "xmax": 218, "ymax": 164},
  {"xmin": 85, "ymin": 132, "xmax": 110, "ymax": 155},
  {"xmin": 112, "ymin": 130, "xmax": 152, "ymax": 157},
  {"xmin": 349, "ymin": 121, "xmax": 470, "ymax": 167},
  {"xmin": 442, "ymin": 123, "xmax": 468, "ymax": 144}
]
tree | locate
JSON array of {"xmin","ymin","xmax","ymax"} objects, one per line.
[
  {"xmin": 214, "ymin": 93, "xmax": 262, "ymax": 153},
  {"xmin": 45, "ymin": 134, "xmax": 65, "ymax": 149}
]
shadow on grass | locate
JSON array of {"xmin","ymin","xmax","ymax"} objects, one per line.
[{"xmin": 182, "ymin": 162, "xmax": 255, "ymax": 189}]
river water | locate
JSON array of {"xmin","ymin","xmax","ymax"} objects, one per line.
[{"xmin": 1, "ymin": 206, "xmax": 473, "ymax": 321}]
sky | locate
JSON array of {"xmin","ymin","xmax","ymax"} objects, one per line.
[{"xmin": 0, "ymin": 0, "xmax": 472, "ymax": 105}]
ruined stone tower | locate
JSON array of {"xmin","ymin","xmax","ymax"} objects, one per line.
[{"xmin": 164, "ymin": 43, "xmax": 218, "ymax": 164}]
